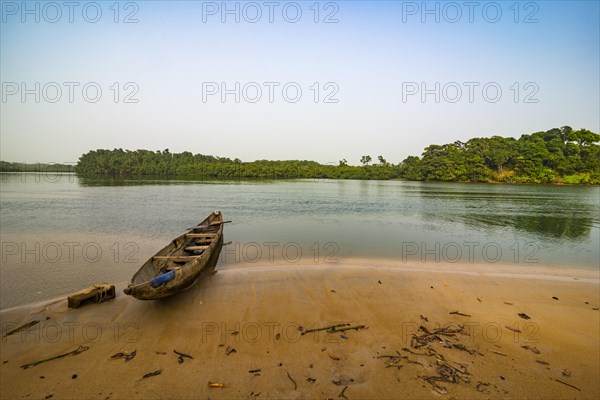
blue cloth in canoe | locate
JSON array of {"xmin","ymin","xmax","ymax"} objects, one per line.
[{"xmin": 150, "ymin": 270, "xmax": 176, "ymax": 288}]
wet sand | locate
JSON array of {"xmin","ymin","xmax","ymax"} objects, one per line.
[{"xmin": 1, "ymin": 260, "xmax": 599, "ymax": 399}]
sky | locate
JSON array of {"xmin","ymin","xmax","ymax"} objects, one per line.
[{"xmin": 1, "ymin": 0, "xmax": 599, "ymax": 165}]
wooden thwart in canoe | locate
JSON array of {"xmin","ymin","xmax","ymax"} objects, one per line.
[
  {"xmin": 184, "ymin": 245, "xmax": 210, "ymax": 251},
  {"xmin": 152, "ymin": 256, "xmax": 198, "ymax": 261},
  {"xmin": 123, "ymin": 211, "xmax": 225, "ymax": 300}
]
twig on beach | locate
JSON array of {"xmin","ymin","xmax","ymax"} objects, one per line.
[
  {"xmin": 301, "ymin": 324, "xmax": 349, "ymax": 335},
  {"xmin": 125, "ymin": 350, "xmax": 137, "ymax": 362},
  {"xmin": 489, "ymin": 350, "xmax": 507, "ymax": 356},
  {"xmin": 329, "ymin": 325, "xmax": 367, "ymax": 334},
  {"xmin": 401, "ymin": 347, "xmax": 428, "ymax": 356},
  {"xmin": 433, "ymin": 325, "xmax": 465, "ymax": 336},
  {"xmin": 286, "ymin": 371, "xmax": 297, "ymax": 390},
  {"xmin": 554, "ymin": 379, "xmax": 581, "ymax": 391},
  {"xmin": 110, "ymin": 350, "xmax": 136, "ymax": 361},
  {"xmin": 328, "ymin": 325, "xmax": 367, "ymax": 333},
  {"xmin": 3, "ymin": 320, "xmax": 40, "ymax": 338},
  {"xmin": 431, "ymin": 384, "xmax": 448, "ymax": 395},
  {"xmin": 453, "ymin": 343, "xmax": 477, "ymax": 355},
  {"xmin": 411, "ymin": 325, "xmax": 463, "ymax": 348},
  {"xmin": 382, "ymin": 354, "xmax": 406, "ymax": 369},
  {"xmin": 21, "ymin": 346, "xmax": 89, "ymax": 369},
  {"xmin": 338, "ymin": 385, "xmax": 349, "ymax": 400},
  {"xmin": 174, "ymin": 349, "xmax": 193, "ymax": 363},
  {"xmin": 173, "ymin": 349, "xmax": 194, "ymax": 360},
  {"xmin": 424, "ymin": 362, "xmax": 471, "ymax": 387},
  {"xmin": 412, "ymin": 332, "xmax": 441, "ymax": 349},
  {"xmin": 300, "ymin": 323, "xmax": 366, "ymax": 335},
  {"xmin": 505, "ymin": 326, "xmax": 522, "ymax": 333},
  {"xmin": 141, "ymin": 370, "xmax": 161, "ymax": 379},
  {"xmin": 406, "ymin": 359, "xmax": 424, "ymax": 367},
  {"xmin": 522, "ymin": 345, "xmax": 540, "ymax": 354},
  {"xmin": 449, "ymin": 311, "xmax": 471, "ymax": 317},
  {"xmin": 376, "ymin": 354, "xmax": 406, "ymax": 359}
]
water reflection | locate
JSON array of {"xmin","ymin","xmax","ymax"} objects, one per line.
[
  {"xmin": 77, "ymin": 175, "xmax": 280, "ymax": 187},
  {"xmin": 1, "ymin": 175, "xmax": 598, "ymax": 264},
  {"xmin": 414, "ymin": 183, "xmax": 598, "ymax": 240}
]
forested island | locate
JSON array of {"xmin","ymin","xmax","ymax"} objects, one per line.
[{"xmin": 4, "ymin": 127, "xmax": 600, "ymax": 184}]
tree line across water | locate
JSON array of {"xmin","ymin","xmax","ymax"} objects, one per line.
[{"xmin": 4, "ymin": 126, "xmax": 600, "ymax": 184}]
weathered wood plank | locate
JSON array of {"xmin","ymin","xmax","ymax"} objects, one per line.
[
  {"xmin": 186, "ymin": 233, "xmax": 217, "ymax": 238},
  {"xmin": 185, "ymin": 246, "xmax": 210, "ymax": 251},
  {"xmin": 153, "ymin": 256, "xmax": 199, "ymax": 261},
  {"xmin": 68, "ymin": 284, "xmax": 115, "ymax": 309}
]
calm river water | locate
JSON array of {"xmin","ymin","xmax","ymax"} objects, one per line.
[{"xmin": 1, "ymin": 173, "xmax": 598, "ymax": 309}]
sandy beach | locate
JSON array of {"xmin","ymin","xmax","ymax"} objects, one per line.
[{"xmin": 1, "ymin": 260, "xmax": 598, "ymax": 400}]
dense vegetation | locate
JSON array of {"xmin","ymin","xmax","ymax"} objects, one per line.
[
  {"xmin": 8, "ymin": 126, "xmax": 599, "ymax": 184},
  {"xmin": 0, "ymin": 161, "xmax": 74, "ymax": 173},
  {"xmin": 400, "ymin": 127, "xmax": 600, "ymax": 184},
  {"xmin": 74, "ymin": 150, "xmax": 399, "ymax": 180}
]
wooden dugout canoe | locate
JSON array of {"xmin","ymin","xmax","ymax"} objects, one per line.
[{"xmin": 123, "ymin": 211, "xmax": 224, "ymax": 300}]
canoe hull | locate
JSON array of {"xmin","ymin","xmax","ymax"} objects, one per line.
[{"xmin": 124, "ymin": 211, "xmax": 224, "ymax": 300}]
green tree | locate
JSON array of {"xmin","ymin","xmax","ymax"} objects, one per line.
[{"xmin": 398, "ymin": 156, "xmax": 423, "ymax": 180}]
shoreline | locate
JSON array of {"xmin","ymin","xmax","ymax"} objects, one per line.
[
  {"xmin": 4, "ymin": 171, "xmax": 600, "ymax": 186},
  {"xmin": 1, "ymin": 261, "xmax": 598, "ymax": 399},
  {"xmin": 218, "ymin": 257, "xmax": 600, "ymax": 282},
  {"xmin": 2, "ymin": 259, "xmax": 598, "ymax": 314}
]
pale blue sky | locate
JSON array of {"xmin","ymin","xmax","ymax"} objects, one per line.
[{"xmin": 1, "ymin": 1, "xmax": 598, "ymax": 164}]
